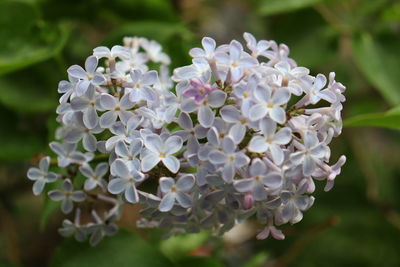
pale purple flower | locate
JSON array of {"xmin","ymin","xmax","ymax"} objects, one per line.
[
  {"xmin": 108, "ymin": 159, "xmax": 145, "ymax": 203},
  {"xmin": 249, "ymin": 85, "xmax": 290, "ymax": 124},
  {"xmin": 141, "ymin": 134, "xmax": 183, "ymax": 173},
  {"xmin": 279, "ymin": 180, "xmax": 315, "ymax": 224},
  {"xmin": 183, "ymin": 78, "xmax": 216, "ymax": 105},
  {"xmin": 48, "ymin": 179, "xmax": 86, "ymax": 214},
  {"xmin": 234, "ymin": 159, "xmax": 282, "ymax": 201},
  {"xmin": 70, "ymin": 85, "xmax": 100, "ymax": 129},
  {"xmin": 290, "ymin": 131, "xmax": 329, "ymax": 176},
  {"xmin": 79, "ymin": 163, "xmax": 109, "ymax": 191},
  {"xmin": 99, "ymin": 93, "xmax": 134, "ymax": 128},
  {"xmin": 50, "ymin": 142, "xmax": 91, "ymax": 167},
  {"xmin": 158, "ymin": 174, "xmax": 195, "ymax": 212},
  {"xmin": 27, "ymin": 156, "xmax": 58, "ymax": 195},
  {"xmin": 208, "ymin": 137, "xmax": 250, "ymax": 183},
  {"xmin": 181, "ymin": 88, "xmax": 226, "ymax": 128},
  {"xmin": 93, "ymin": 45, "xmax": 131, "ymax": 60},
  {"xmin": 248, "ymin": 118, "xmax": 292, "ymax": 165},
  {"xmin": 67, "ymin": 56, "xmax": 105, "ymax": 96},
  {"xmin": 125, "ymin": 69, "xmax": 158, "ymax": 103}
]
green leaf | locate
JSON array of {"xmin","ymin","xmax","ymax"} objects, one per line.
[
  {"xmin": 352, "ymin": 33, "xmax": 400, "ymax": 106},
  {"xmin": 258, "ymin": 0, "xmax": 327, "ymax": 16},
  {"xmin": 343, "ymin": 109, "xmax": 400, "ymax": 129},
  {"xmin": 159, "ymin": 232, "xmax": 210, "ymax": 260},
  {"xmin": 0, "ymin": 107, "xmax": 48, "ymax": 161},
  {"xmin": 177, "ymin": 257, "xmax": 224, "ymax": 267},
  {"xmin": 0, "ymin": 23, "xmax": 70, "ymax": 75},
  {"xmin": 0, "ymin": 74, "xmax": 57, "ymax": 113},
  {"xmin": 50, "ymin": 230, "xmax": 176, "ymax": 267}
]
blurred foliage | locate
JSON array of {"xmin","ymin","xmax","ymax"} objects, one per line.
[{"xmin": 0, "ymin": 0, "xmax": 399, "ymax": 266}]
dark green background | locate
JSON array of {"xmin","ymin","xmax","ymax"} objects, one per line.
[{"xmin": 0, "ymin": 0, "xmax": 399, "ymax": 266}]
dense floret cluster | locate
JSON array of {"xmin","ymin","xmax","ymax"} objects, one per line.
[{"xmin": 27, "ymin": 33, "xmax": 346, "ymax": 245}]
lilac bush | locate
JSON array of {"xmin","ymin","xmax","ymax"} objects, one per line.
[{"xmin": 27, "ymin": 33, "xmax": 346, "ymax": 245}]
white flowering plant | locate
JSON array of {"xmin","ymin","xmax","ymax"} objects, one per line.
[{"xmin": 27, "ymin": 33, "xmax": 346, "ymax": 245}]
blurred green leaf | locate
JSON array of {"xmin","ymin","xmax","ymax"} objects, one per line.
[
  {"xmin": 0, "ymin": 75, "xmax": 57, "ymax": 113},
  {"xmin": 344, "ymin": 108, "xmax": 400, "ymax": 129},
  {"xmin": 50, "ymin": 230, "xmax": 175, "ymax": 267},
  {"xmin": 0, "ymin": 23, "xmax": 70, "ymax": 75},
  {"xmin": 177, "ymin": 257, "xmax": 224, "ymax": 267},
  {"xmin": 352, "ymin": 33, "xmax": 400, "ymax": 106},
  {"xmin": 159, "ymin": 232, "xmax": 210, "ymax": 260},
  {"xmin": 0, "ymin": 107, "xmax": 48, "ymax": 160},
  {"xmin": 258, "ymin": 0, "xmax": 327, "ymax": 16}
]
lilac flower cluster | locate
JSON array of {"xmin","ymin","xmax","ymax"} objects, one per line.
[{"xmin": 27, "ymin": 34, "xmax": 346, "ymax": 244}]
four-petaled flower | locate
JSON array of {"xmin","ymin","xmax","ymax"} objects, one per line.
[
  {"xmin": 108, "ymin": 159, "xmax": 145, "ymax": 203},
  {"xmin": 48, "ymin": 179, "xmax": 86, "ymax": 214},
  {"xmin": 27, "ymin": 156, "xmax": 58, "ymax": 195},
  {"xmin": 67, "ymin": 56, "xmax": 105, "ymax": 96},
  {"xmin": 141, "ymin": 134, "xmax": 183, "ymax": 173},
  {"xmin": 159, "ymin": 174, "xmax": 195, "ymax": 212}
]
